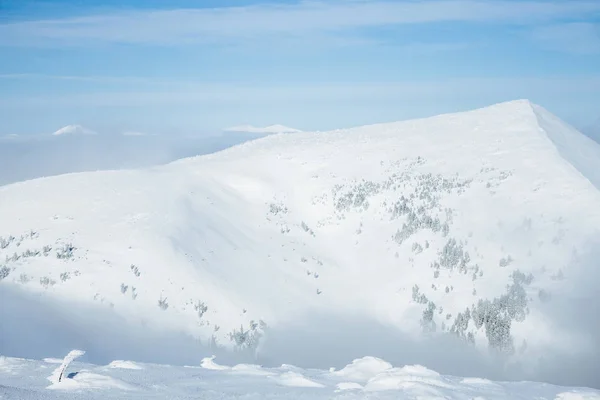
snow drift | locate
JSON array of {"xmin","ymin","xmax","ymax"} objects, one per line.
[{"xmin": 3, "ymin": 355, "xmax": 599, "ymax": 399}]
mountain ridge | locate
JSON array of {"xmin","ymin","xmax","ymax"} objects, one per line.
[{"xmin": 1, "ymin": 100, "xmax": 599, "ymax": 386}]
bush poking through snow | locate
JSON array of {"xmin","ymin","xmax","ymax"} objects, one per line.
[
  {"xmin": 40, "ymin": 276, "xmax": 57, "ymax": 288},
  {"xmin": 0, "ymin": 236, "xmax": 15, "ymax": 249},
  {"xmin": 228, "ymin": 320, "xmax": 267, "ymax": 352},
  {"xmin": 195, "ymin": 300, "xmax": 208, "ymax": 319},
  {"xmin": 158, "ymin": 296, "xmax": 169, "ymax": 310},
  {"xmin": 56, "ymin": 243, "xmax": 76, "ymax": 260},
  {"xmin": 0, "ymin": 266, "xmax": 11, "ymax": 280},
  {"xmin": 43, "ymin": 245, "xmax": 52, "ymax": 256},
  {"xmin": 130, "ymin": 264, "xmax": 141, "ymax": 277}
]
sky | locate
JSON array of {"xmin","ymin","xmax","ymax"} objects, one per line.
[{"xmin": 0, "ymin": 0, "xmax": 599, "ymax": 136}]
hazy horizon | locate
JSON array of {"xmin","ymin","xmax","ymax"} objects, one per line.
[{"xmin": 1, "ymin": 0, "xmax": 599, "ymax": 137}]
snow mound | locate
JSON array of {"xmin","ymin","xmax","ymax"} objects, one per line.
[
  {"xmin": 270, "ymin": 371, "xmax": 325, "ymax": 388},
  {"xmin": 224, "ymin": 124, "xmax": 301, "ymax": 134},
  {"xmin": 461, "ymin": 377, "xmax": 500, "ymax": 386},
  {"xmin": 47, "ymin": 371, "xmax": 134, "ymax": 391},
  {"xmin": 43, "ymin": 358, "xmax": 64, "ymax": 364},
  {"xmin": 107, "ymin": 360, "xmax": 143, "ymax": 370},
  {"xmin": 0, "ymin": 356, "xmax": 26, "ymax": 374},
  {"xmin": 200, "ymin": 356, "xmax": 230, "ymax": 371},
  {"xmin": 335, "ymin": 382, "xmax": 364, "ymax": 391},
  {"xmin": 230, "ymin": 364, "xmax": 275, "ymax": 376},
  {"xmin": 364, "ymin": 365, "xmax": 453, "ymax": 392},
  {"xmin": 52, "ymin": 124, "xmax": 97, "ymax": 136},
  {"xmin": 555, "ymin": 393, "xmax": 600, "ymax": 400},
  {"xmin": 330, "ymin": 357, "xmax": 392, "ymax": 382},
  {"xmin": 1, "ymin": 355, "xmax": 599, "ymax": 399}
]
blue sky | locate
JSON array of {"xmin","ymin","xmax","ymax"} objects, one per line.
[{"xmin": 1, "ymin": 0, "xmax": 599, "ymax": 135}]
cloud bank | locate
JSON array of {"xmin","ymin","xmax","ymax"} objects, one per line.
[{"xmin": 0, "ymin": 132, "xmax": 264, "ymax": 187}]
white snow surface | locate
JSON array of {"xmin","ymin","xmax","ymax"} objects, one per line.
[
  {"xmin": 1, "ymin": 355, "xmax": 599, "ymax": 399},
  {"xmin": 106, "ymin": 360, "xmax": 144, "ymax": 370},
  {"xmin": 1, "ymin": 100, "xmax": 600, "ymax": 387},
  {"xmin": 51, "ymin": 124, "xmax": 97, "ymax": 136},
  {"xmin": 224, "ymin": 124, "xmax": 302, "ymax": 134}
]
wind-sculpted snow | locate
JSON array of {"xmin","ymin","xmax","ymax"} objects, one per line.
[
  {"xmin": 1, "ymin": 355, "xmax": 599, "ymax": 399},
  {"xmin": 1, "ymin": 100, "xmax": 600, "ymax": 388}
]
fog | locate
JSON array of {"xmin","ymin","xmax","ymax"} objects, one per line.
[
  {"xmin": 0, "ymin": 132, "xmax": 264, "ymax": 187},
  {"xmin": 2, "ymin": 239, "xmax": 599, "ymax": 390}
]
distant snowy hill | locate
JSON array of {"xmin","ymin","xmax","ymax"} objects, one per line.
[
  {"xmin": 1, "ymin": 100, "xmax": 600, "ymax": 387},
  {"xmin": 52, "ymin": 124, "xmax": 97, "ymax": 136},
  {"xmin": 224, "ymin": 124, "xmax": 302, "ymax": 134}
]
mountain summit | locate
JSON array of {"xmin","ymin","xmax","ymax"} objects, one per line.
[
  {"xmin": 52, "ymin": 124, "xmax": 97, "ymax": 136},
  {"xmin": 2, "ymin": 100, "xmax": 599, "ymax": 385}
]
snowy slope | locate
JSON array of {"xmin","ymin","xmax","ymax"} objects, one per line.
[
  {"xmin": 1, "ymin": 100, "xmax": 600, "ymax": 385},
  {"xmin": 1, "ymin": 354, "xmax": 599, "ymax": 399}
]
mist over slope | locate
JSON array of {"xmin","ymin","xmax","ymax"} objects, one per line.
[
  {"xmin": 582, "ymin": 119, "xmax": 600, "ymax": 145},
  {"xmin": 0, "ymin": 132, "xmax": 264, "ymax": 186},
  {"xmin": 1, "ymin": 100, "xmax": 599, "ymax": 388}
]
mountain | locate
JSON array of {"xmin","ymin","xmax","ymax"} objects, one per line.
[
  {"xmin": 224, "ymin": 124, "xmax": 302, "ymax": 134},
  {"xmin": 52, "ymin": 124, "xmax": 97, "ymax": 136},
  {"xmin": 1, "ymin": 100, "xmax": 600, "ymax": 387}
]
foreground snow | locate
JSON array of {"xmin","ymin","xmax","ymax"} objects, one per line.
[{"xmin": 1, "ymin": 354, "xmax": 598, "ymax": 399}]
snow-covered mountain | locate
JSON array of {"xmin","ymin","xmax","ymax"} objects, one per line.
[
  {"xmin": 224, "ymin": 124, "xmax": 302, "ymax": 134},
  {"xmin": 1, "ymin": 100, "xmax": 600, "ymax": 386}
]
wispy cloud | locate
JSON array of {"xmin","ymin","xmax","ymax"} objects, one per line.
[
  {"xmin": 0, "ymin": 73, "xmax": 159, "ymax": 83},
  {"xmin": 3, "ymin": 77, "xmax": 599, "ymax": 108},
  {"xmin": 531, "ymin": 22, "xmax": 600, "ymax": 54},
  {"xmin": 1, "ymin": 1, "xmax": 599, "ymax": 47}
]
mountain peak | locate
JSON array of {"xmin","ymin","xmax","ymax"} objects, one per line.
[{"xmin": 52, "ymin": 124, "xmax": 97, "ymax": 136}]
